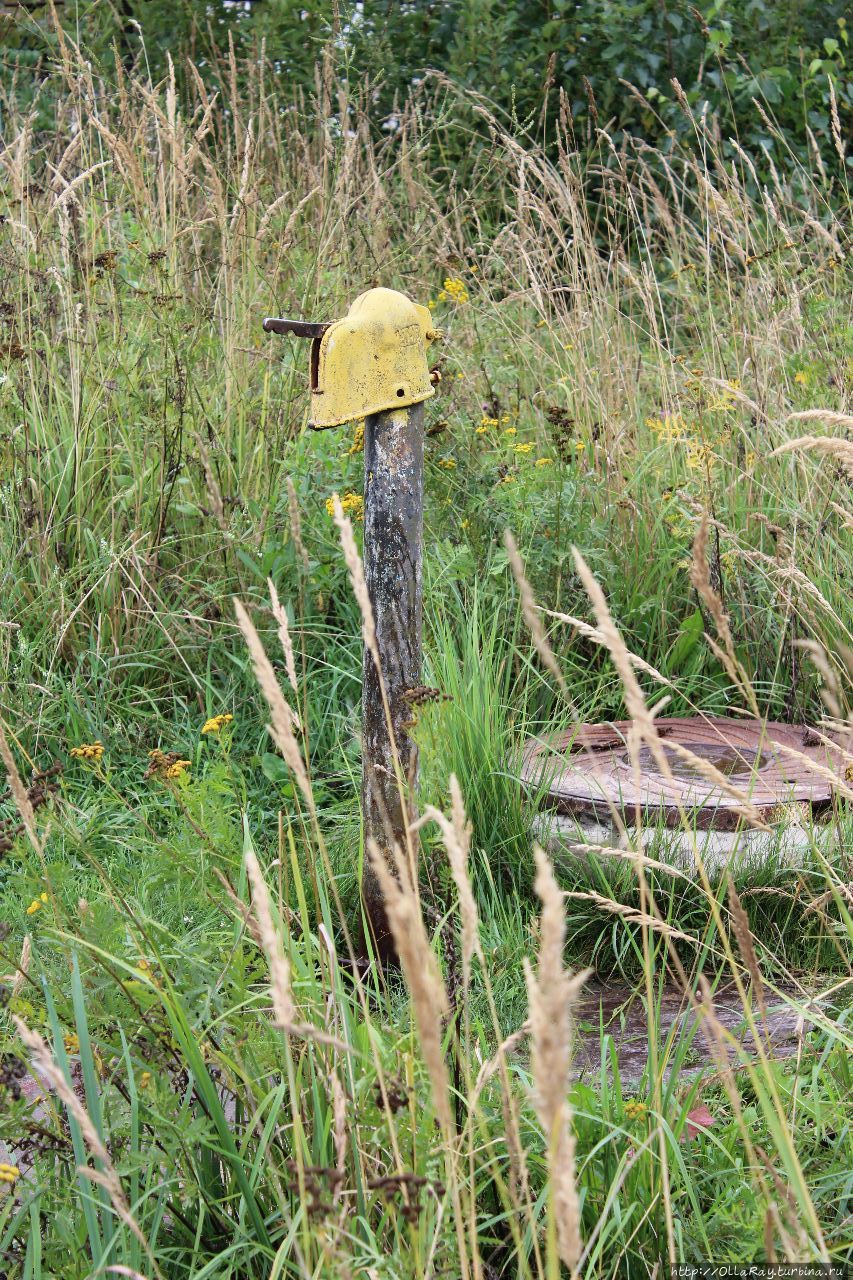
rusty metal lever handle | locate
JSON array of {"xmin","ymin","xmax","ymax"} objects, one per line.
[{"xmin": 262, "ymin": 317, "xmax": 331, "ymax": 339}]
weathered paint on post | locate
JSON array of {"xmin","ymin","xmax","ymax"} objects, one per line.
[
  {"xmin": 263, "ymin": 287, "xmax": 438, "ymax": 960},
  {"xmin": 360, "ymin": 402, "xmax": 424, "ymax": 954}
]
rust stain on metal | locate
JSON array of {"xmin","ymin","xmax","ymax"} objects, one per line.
[
  {"xmin": 521, "ymin": 717, "xmax": 845, "ymax": 831},
  {"xmin": 264, "ymin": 289, "xmax": 439, "ymax": 428}
]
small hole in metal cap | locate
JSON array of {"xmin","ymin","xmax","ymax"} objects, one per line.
[{"xmin": 396, "ymin": 387, "xmax": 405, "ymax": 396}]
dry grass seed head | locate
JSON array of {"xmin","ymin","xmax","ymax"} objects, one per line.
[
  {"xmin": 771, "ymin": 427, "xmax": 853, "ymax": 484},
  {"xmin": 419, "ymin": 775, "xmax": 479, "ymax": 986},
  {"xmin": 726, "ymin": 875, "xmax": 767, "ymax": 1021},
  {"xmin": 690, "ymin": 516, "xmax": 758, "ymax": 715},
  {"xmin": 286, "ymin": 476, "xmax": 310, "ymax": 573},
  {"xmin": 525, "ymin": 846, "xmax": 587, "ymax": 1272},
  {"xmin": 14, "ymin": 1018, "xmax": 151, "ymax": 1257},
  {"xmin": 0, "ymin": 721, "xmax": 42, "ymax": 854},
  {"xmin": 233, "ymin": 598, "xmax": 311, "ymax": 809},
  {"xmin": 562, "ymin": 889, "xmax": 698, "ymax": 942},
  {"xmin": 332, "ymin": 495, "xmax": 379, "ymax": 667},
  {"xmin": 243, "ymin": 843, "xmax": 296, "ymax": 1029},
  {"xmin": 571, "ymin": 547, "xmax": 675, "ymax": 787},
  {"xmin": 267, "ymin": 577, "xmax": 300, "ymax": 702},
  {"xmin": 504, "ymin": 529, "xmax": 573, "ymax": 703},
  {"xmin": 367, "ymin": 838, "xmax": 451, "ymax": 1135}
]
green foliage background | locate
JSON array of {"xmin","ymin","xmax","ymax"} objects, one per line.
[{"xmin": 3, "ymin": 0, "xmax": 851, "ymax": 179}]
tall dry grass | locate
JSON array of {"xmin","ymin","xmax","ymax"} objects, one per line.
[{"xmin": 0, "ymin": 21, "xmax": 850, "ymax": 1277}]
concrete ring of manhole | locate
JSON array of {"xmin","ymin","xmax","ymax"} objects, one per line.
[{"xmin": 520, "ymin": 717, "xmax": 846, "ymax": 831}]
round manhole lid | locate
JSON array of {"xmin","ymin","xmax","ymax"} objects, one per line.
[{"xmin": 520, "ymin": 717, "xmax": 845, "ymax": 830}]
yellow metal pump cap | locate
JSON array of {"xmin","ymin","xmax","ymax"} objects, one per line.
[{"xmin": 309, "ymin": 287, "xmax": 439, "ymax": 429}]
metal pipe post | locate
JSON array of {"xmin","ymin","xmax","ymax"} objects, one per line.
[{"xmin": 360, "ymin": 402, "xmax": 424, "ymax": 956}]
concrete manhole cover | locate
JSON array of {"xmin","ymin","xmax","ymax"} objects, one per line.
[{"xmin": 522, "ymin": 717, "xmax": 844, "ymax": 831}]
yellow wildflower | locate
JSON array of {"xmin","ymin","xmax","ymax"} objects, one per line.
[
  {"xmin": 201, "ymin": 713, "xmax": 233, "ymax": 735},
  {"xmin": 623, "ymin": 1099, "xmax": 648, "ymax": 1121},
  {"xmin": 514, "ymin": 442, "xmax": 534, "ymax": 454},
  {"xmin": 646, "ymin": 413, "xmax": 688, "ymax": 442},
  {"xmin": 475, "ymin": 426, "xmax": 488, "ymax": 436},
  {"xmin": 0, "ymin": 1164, "xmax": 20, "ymax": 1185},
  {"xmin": 70, "ymin": 742, "xmax": 104, "ymax": 762},
  {"xmin": 145, "ymin": 750, "xmax": 191, "ymax": 781},
  {"xmin": 26, "ymin": 893, "xmax": 48, "ymax": 916},
  {"xmin": 438, "ymin": 456, "xmax": 456, "ymax": 469},
  {"xmin": 64, "ymin": 1033, "xmax": 80, "ymax": 1054},
  {"xmin": 574, "ymin": 440, "xmax": 586, "ymax": 451},
  {"xmin": 685, "ymin": 440, "xmax": 716, "ymax": 472},
  {"xmin": 500, "ymin": 474, "xmax": 516, "ymax": 485},
  {"xmin": 460, "ymin": 519, "xmax": 470, "ymax": 530},
  {"xmin": 535, "ymin": 457, "xmax": 553, "ymax": 467},
  {"xmin": 165, "ymin": 759, "xmax": 191, "ymax": 780},
  {"xmin": 501, "ymin": 414, "xmax": 512, "ymax": 423},
  {"xmin": 437, "ymin": 277, "xmax": 469, "ymax": 305},
  {"xmin": 745, "ymin": 451, "xmax": 756, "ymax": 470},
  {"xmin": 325, "ymin": 492, "xmax": 364, "ymax": 520},
  {"xmin": 503, "ymin": 426, "xmax": 517, "ymax": 436},
  {"xmin": 347, "ymin": 423, "xmax": 364, "ymax": 456},
  {"xmin": 480, "ymin": 415, "xmax": 499, "ymax": 428},
  {"xmin": 794, "ymin": 370, "xmax": 809, "ymax": 386},
  {"xmin": 139, "ymin": 1071, "xmax": 152, "ymax": 1089}
]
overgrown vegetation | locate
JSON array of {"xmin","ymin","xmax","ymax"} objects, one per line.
[{"xmin": 0, "ymin": 9, "xmax": 850, "ymax": 1277}]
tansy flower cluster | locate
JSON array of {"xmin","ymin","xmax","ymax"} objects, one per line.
[
  {"xmin": 201, "ymin": 713, "xmax": 233, "ymax": 735},
  {"xmin": 438, "ymin": 277, "xmax": 469, "ymax": 305},
  {"xmin": 70, "ymin": 741, "xmax": 104, "ymax": 762},
  {"xmin": 0, "ymin": 1164, "xmax": 19, "ymax": 1185},
  {"xmin": 26, "ymin": 892, "xmax": 49, "ymax": 916},
  {"xmin": 437, "ymin": 456, "xmax": 456, "ymax": 469},
  {"xmin": 326, "ymin": 492, "xmax": 364, "ymax": 520},
  {"xmin": 685, "ymin": 440, "xmax": 717, "ymax": 473},
  {"xmin": 64, "ymin": 1033, "xmax": 79, "ymax": 1054},
  {"xmin": 707, "ymin": 379, "xmax": 741, "ymax": 412},
  {"xmin": 623, "ymin": 1099, "xmax": 648, "ymax": 1121},
  {"xmin": 146, "ymin": 750, "xmax": 191, "ymax": 781},
  {"xmin": 347, "ymin": 423, "xmax": 364, "ymax": 455},
  {"xmin": 646, "ymin": 413, "xmax": 689, "ymax": 442}
]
